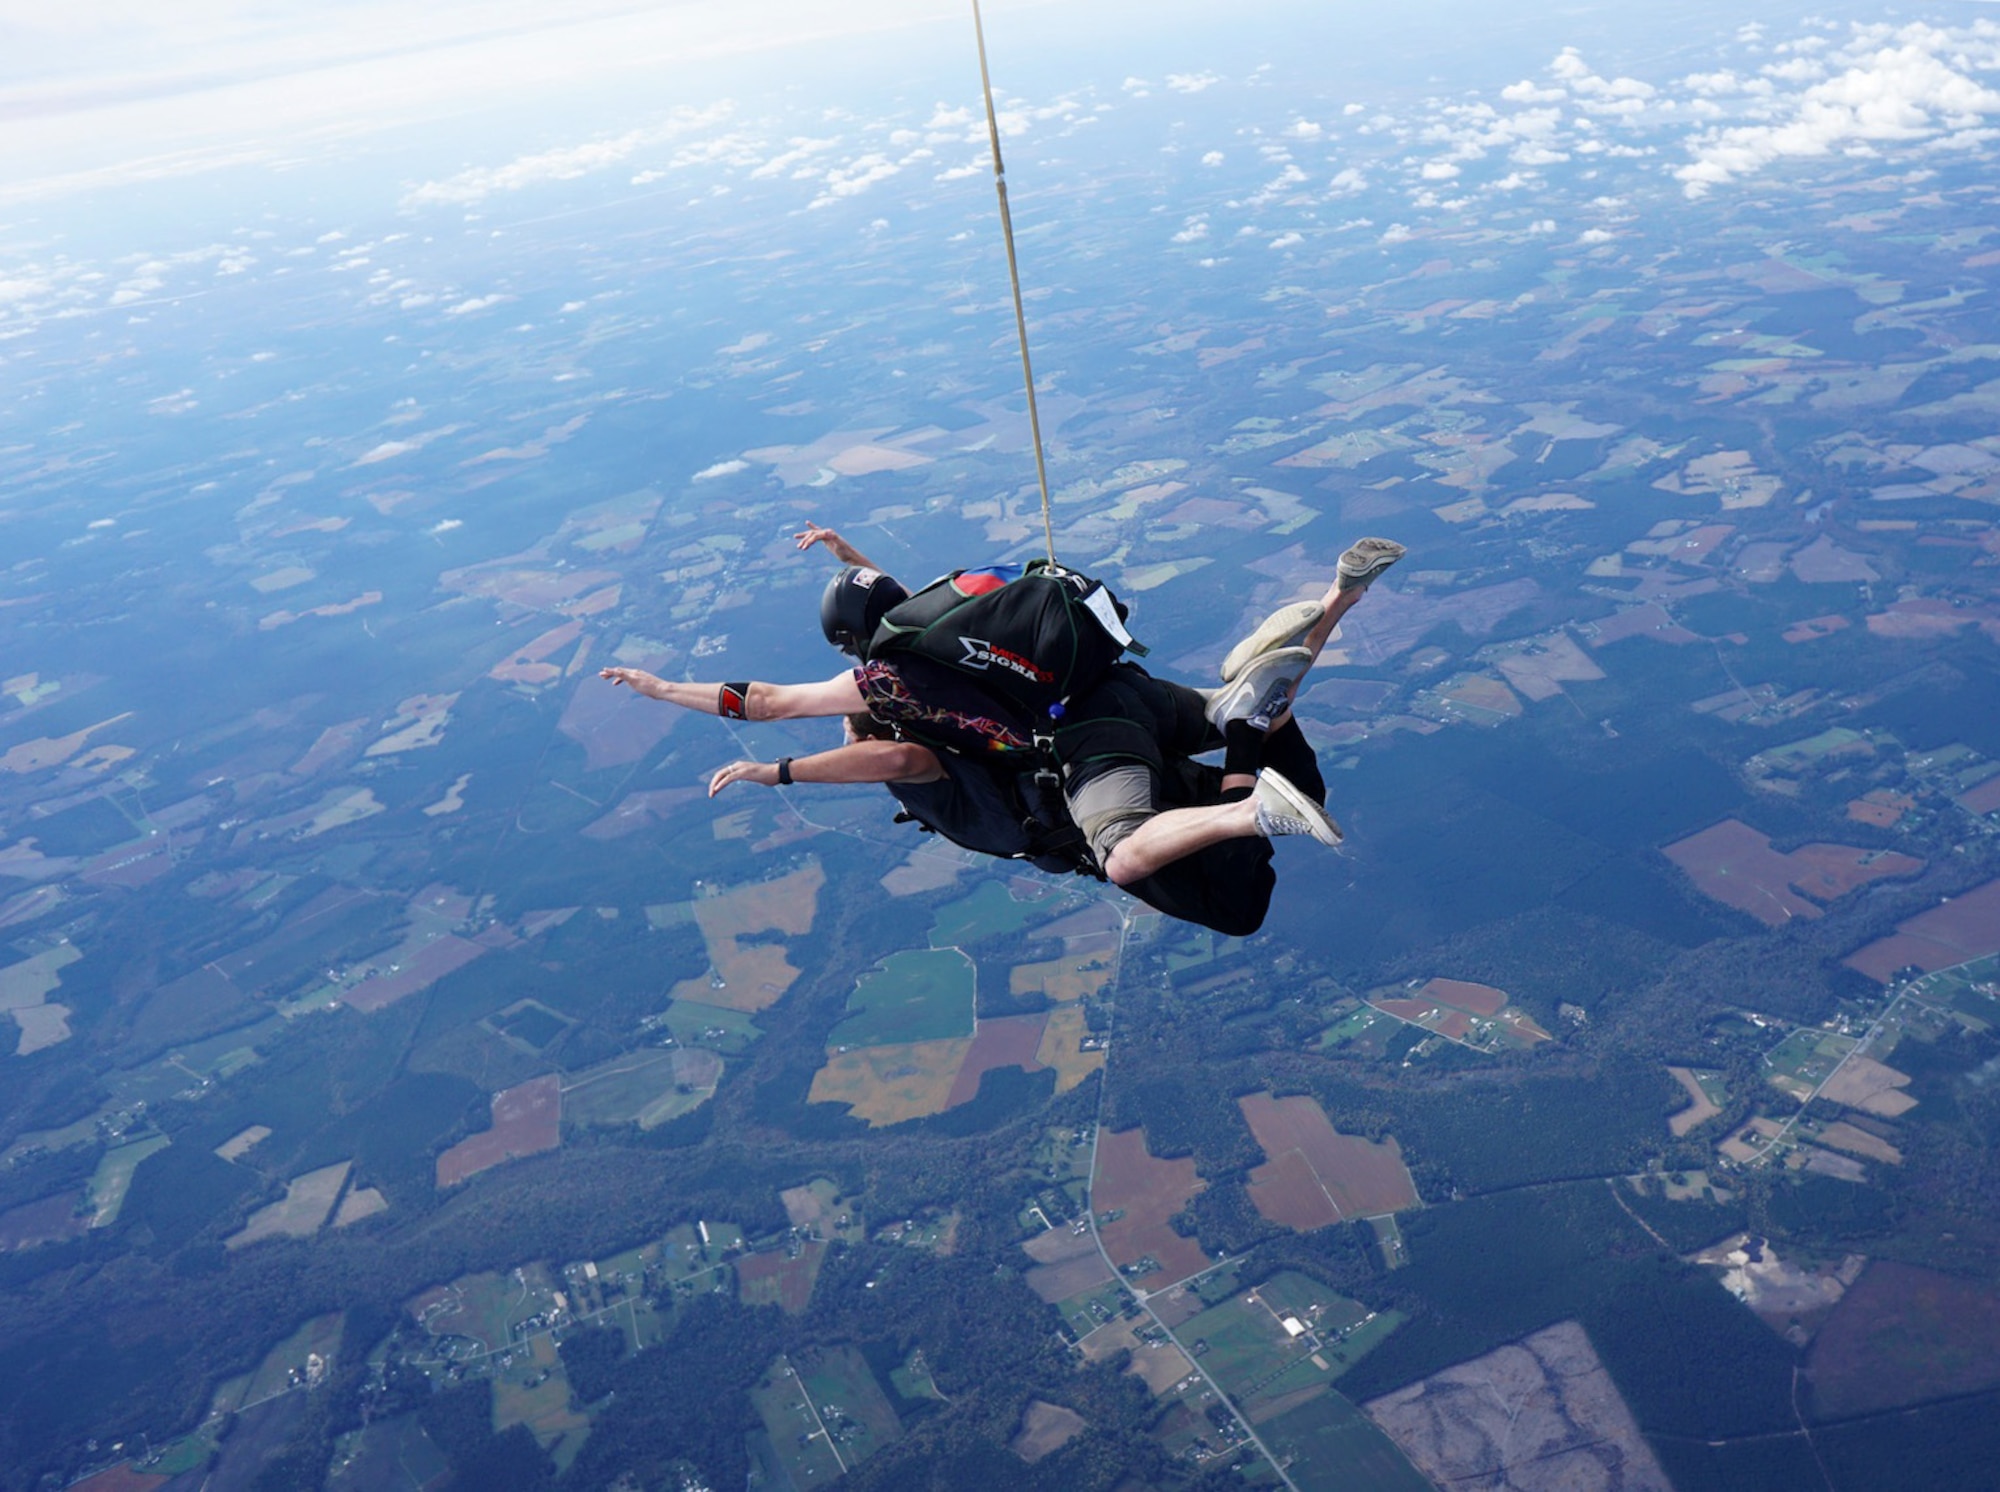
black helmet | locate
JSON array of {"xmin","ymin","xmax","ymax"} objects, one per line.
[{"xmin": 820, "ymin": 566, "xmax": 908, "ymax": 658}]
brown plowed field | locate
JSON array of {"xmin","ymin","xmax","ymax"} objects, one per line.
[
  {"xmin": 1845, "ymin": 876, "xmax": 2000, "ymax": 983},
  {"xmin": 1809, "ymin": 1261, "xmax": 2000, "ymax": 1418},
  {"xmin": 1022, "ymin": 1226, "xmax": 1114, "ymax": 1303},
  {"xmin": 1092, "ymin": 1128, "xmax": 1209, "ymax": 1286},
  {"xmin": 946, "ymin": 1013, "xmax": 1048, "ymax": 1106},
  {"xmin": 1664, "ymin": 819, "xmax": 1922, "ymax": 928},
  {"xmin": 342, "ymin": 935, "xmax": 486, "ymax": 1013},
  {"xmin": 436, "ymin": 1074, "xmax": 560, "ymax": 1186},
  {"xmin": 736, "ymin": 1240, "xmax": 825, "ymax": 1314},
  {"xmin": 1418, "ymin": 978, "xmax": 1506, "ymax": 1016},
  {"xmin": 1239, "ymin": 1093, "xmax": 1419, "ymax": 1230}
]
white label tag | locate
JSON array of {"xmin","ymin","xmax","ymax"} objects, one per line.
[{"xmin": 1082, "ymin": 584, "xmax": 1134, "ymax": 647}]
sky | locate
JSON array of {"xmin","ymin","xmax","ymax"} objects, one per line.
[{"xmin": 5, "ymin": 3, "xmax": 2000, "ymax": 239}]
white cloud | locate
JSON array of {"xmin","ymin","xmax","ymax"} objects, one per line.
[
  {"xmin": 402, "ymin": 105, "xmax": 730, "ymax": 207},
  {"xmin": 1166, "ymin": 72, "xmax": 1220, "ymax": 94},
  {"xmin": 1379, "ymin": 223, "xmax": 1412, "ymax": 243},
  {"xmin": 694, "ymin": 459, "xmax": 748, "ymax": 480},
  {"xmin": 1420, "ymin": 160, "xmax": 1460, "ymax": 180},
  {"xmin": 807, "ymin": 151, "xmax": 901, "ymax": 208},
  {"xmin": 1328, "ymin": 167, "xmax": 1367, "ymax": 193},
  {"xmin": 749, "ymin": 136, "xmax": 839, "ymax": 180},
  {"xmin": 1578, "ymin": 227, "xmax": 1614, "ymax": 243},
  {"xmin": 444, "ymin": 294, "xmax": 506, "ymax": 315},
  {"xmin": 1676, "ymin": 22, "xmax": 2000, "ymax": 196},
  {"xmin": 1201, "ymin": 150, "xmax": 1225, "ymax": 166},
  {"xmin": 1269, "ymin": 230, "xmax": 1303, "ymax": 249},
  {"xmin": 934, "ymin": 162, "xmax": 983, "ymax": 182},
  {"xmin": 1286, "ymin": 119, "xmax": 1323, "ymax": 140},
  {"xmin": 1502, "ymin": 80, "xmax": 1565, "ymax": 104},
  {"xmin": 1342, "ymin": 103, "xmax": 1365, "ymax": 116},
  {"xmin": 1171, "ymin": 214, "xmax": 1210, "ymax": 243}
]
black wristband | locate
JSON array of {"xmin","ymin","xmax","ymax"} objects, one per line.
[
  {"xmin": 718, "ymin": 682, "xmax": 750, "ymax": 719},
  {"xmin": 776, "ymin": 757, "xmax": 794, "ymax": 786}
]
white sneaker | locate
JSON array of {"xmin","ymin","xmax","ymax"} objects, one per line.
[
  {"xmin": 1205, "ymin": 646, "xmax": 1312, "ymax": 733},
  {"xmin": 1220, "ymin": 601, "xmax": 1325, "ymax": 683},
  {"xmin": 1336, "ymin": 537, "xmax": 1406, "ymax": 592},
  {"xmin": 1252, "ymin": 769, "xmax": 1343, "ymax": 846}
]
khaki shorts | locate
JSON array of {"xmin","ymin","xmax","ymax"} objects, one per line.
[{"xmin": 1067, "ymin": 763, "xmax": 1156, "ymax": 863}]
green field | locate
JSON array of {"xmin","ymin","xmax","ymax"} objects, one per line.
[
  {"xmin": 1320, "ymin": 1005, "xmax": 1396, "ymax": 1052},
  {"xmin": 1058, "ymin": 1279, "xmax": 1130, "ymax": 1339},
  {"xmin": 86, "ymin": 1132, "xmax": 171, "ymax": 1226},
  {"xmin": 1259, "ymin": 1391, "xmax": 1434, "ymax": 1492},
  {"xmin": 1180, "ymin": 1275, "xmax": 1402, "ymax": 1412},
  {"xmin": 749, "ymin": 1349, "xmax": 897, "ymax": 1488},
  {"xmin": 563, "ymin": 1048, "xmax": 720, "ymax": 1129},
  {"xmin": 1368, "ymin": 1215, "xmax": 1409, "ymax": 1269},
  {"xmin": 659, "ymin": 999, "xmax": 763, "ymax": 1053},
  {"xmin": 890, "ymin": 1348, "xmax": 946, "ymax": 1403},
  {"xmin": 928, "ymin": 881, "xmax": 1052, "ymax": 947},
  {"xmin": 1765, "ymin": 1028, "xmax": 1857, "ymax": 1100},
  {"xmin": 827, "ymin": 949, "xmax": 975, "ymax": 1050},
  {"xmin": 797, "ymin": 1346, "xmax": 902, "ymax": 1464}
]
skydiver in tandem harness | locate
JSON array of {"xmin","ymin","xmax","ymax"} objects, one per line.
[
  {"xmin": 600, "ymin": 525, "xmax": 1402, "ymax": 936},
  {"xmin": 600, "ymin": 7, "xmax": 1403, "ymax": 934}
]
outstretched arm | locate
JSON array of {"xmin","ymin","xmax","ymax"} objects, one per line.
[
  {"xmin": 793, "ymin": 522, "xmax": 881, "ymax": 570},
  {"xmin": 599, "ymin": 667, "xmax": 864, "ymax": 721},
  {"xmin": 709, "ymin": 739, "xmax": 942, "ymax": 796}
]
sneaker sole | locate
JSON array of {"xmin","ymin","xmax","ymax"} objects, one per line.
[
  {"xmin": 1336, "ymin": 538, "xmax": 1406, "ymax": 592},
  {"xmin": 1221, "ymin": 601, "xmax": 1325, "ymax": 683},
  {"xmin": 1207, "ymin": 647, "xmax": 1313, "ymax": 730},
  {"xmin": 1258, "ymin": 768, "xmax": 1343, "ymax": 845}
]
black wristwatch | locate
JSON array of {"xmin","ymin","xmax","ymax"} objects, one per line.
[{"xmin": 776, "ymin": 758, "xmax": 794, "ymax": 786}]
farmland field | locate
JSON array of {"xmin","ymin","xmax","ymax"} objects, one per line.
[
  {"xmin": 1845, "ymin": 877, "xmax": 2000, "ymax": 982},
  {"xmin": 928, "ymin": 879, "xmax": 1056, "ymax": 947},
  {"xmin": 749, "ymin": 1353, "xmax": 850, "ymax": 1487},
  {"xmin": 226, "ymin": 1160, "xmax": 350, "ymax": 1249},
  {"xmin": 1022, "ymin": 1224, "xmax": 1116, "ymax": 1306},
  {"xmin": 491, "ymin": 1334, "xmax": 589, "ymax": 1469},
  {"xmin": 808, "ymin": 1036, "xmax": 972, "ymax": 1125},
  {"xmin": 1092, "ymin": 1127, "xmax": 1211, "ymax": 1286},
  {"xmin": 436, "ymin": 1074, "xmax": 561, "ymax": 1185},
  {"xmin": 736, "ymin": 1240, "xmax": 826, "ymax": 1314},
  {"xmin": 1035, "ymin": 1004, "xmax": 1106, "ymax": 1092},
  {"xmin": 1668, "ymin": 1067, "xmax": 1726, "ymax": 1136},
  {"xmin": 1009, "ymin": 946, "xmax": 1117, "ymax": 1003},
  {"xmin": 946, "ymin": 1012, "xmax": 1047, "ymax": 1104},
  {"xmin": 1261, "ymin": 1390, "xmax": 1434, "ymax": 1492},
  {"xmin": 796, "ymin": 1345, "xmax": 901, "ymax": 1465},
  {"xmin": 562, "ymin": 1048, "xmax": 722, "ymax": 1129},
  {"xmin": 671, "ymin": 860, "xmax": 824, "ymax": 1013},
  {"xmin": 1239, "ymin": 1093, "xmax": 1421, "ymax": 1229},
  {"xmin": 1664, "ymin": 819, "xmax": 1922, "ymax": 928},
  {"xmin": 1808, "ymin": 1261, "xmax": 2000, "ymax": 1419},
  {"xmin": 86, "ymin": 1132, "xmax": 172, "ymax": 1227},
  {"xmin": 828, "ymin": 948, "xmax": 975, "ymax": 1049}
]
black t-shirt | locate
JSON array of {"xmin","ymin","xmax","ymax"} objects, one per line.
[{"xmin": 886, "ymin": 752, "xmax": 1037, "ymax": 859}]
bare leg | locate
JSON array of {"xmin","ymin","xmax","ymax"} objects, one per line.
[
  {"xmin": 1259, "ymin": 576, "xmax": 1375, "ymax": 734},
  {"xmin": 1103, "ymin": 793, "xmax": 1259, "ymax": 886}
]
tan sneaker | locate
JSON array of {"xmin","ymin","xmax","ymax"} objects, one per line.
[
  {"xmin": 1336, "ymin": 537, "xmax": 1406, "ymax": 592},
  {"xmin": 1252, "ymin": 769, "xmax": 1343, "ymax": 846},
  {"xmin": 1220, "ymin": 600, "xmax": 1326, "ymax": 683},
  {"xmin": 1205, "ymin": 646, "xmax": 1312, "ymax": 733}
]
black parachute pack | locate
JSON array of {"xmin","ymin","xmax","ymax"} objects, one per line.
[
  {"xmin": 865, "ymin": 559, "xmax": 1143, "ymax": 726},
  {"xmin": 865, "ymin": 559, "xmax": 1142, "ymax": 880}
]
